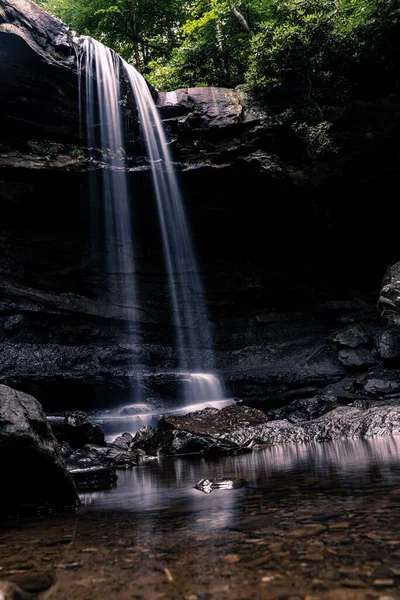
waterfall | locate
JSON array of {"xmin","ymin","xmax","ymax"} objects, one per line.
[
  {"xmin": 121, "ymin": 61, "xmax": 224, "ymax": 402},
  {"xmin": 76, "ymin": 36, "xmax": 224, "ymax": 403},
  {"xmin": 76, "ymin": 37, "xmax": 142, "ymax": 401}
]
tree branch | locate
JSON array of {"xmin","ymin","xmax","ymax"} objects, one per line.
[{"xmin": 231, "ymin": 6, "xmax": 252, "ymax": 33}]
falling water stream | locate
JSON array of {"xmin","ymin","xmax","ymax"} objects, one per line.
[
  {"xmin": 77, "ymin": 38, "xmax": 142, "ymax": 401},
  {"xmin": 76, "ymin": 36, "xmax": 224, "ymax": 405},
  {"xmin": 121, "ymin": 61, "xmax": 224, "ymax": 402}
]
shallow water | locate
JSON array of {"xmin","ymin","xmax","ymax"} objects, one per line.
[{"xmin": 1, "ymin": 437, "xmax": 400, "ymax": 599}]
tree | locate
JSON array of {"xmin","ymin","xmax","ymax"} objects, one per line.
[
  {"xmin": 146, "ymin": 0, "xmax": 271, "ymax": 90},
  {"xmin": 41, "ymin": 0, "xmax": 190, "ymax": 70},
  {"xmin": 246, "ymin": 0, "xmax": 400, "ymax": 104}
]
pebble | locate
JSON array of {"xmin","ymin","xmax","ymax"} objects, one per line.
[
  {"xmin": 373, "ymin": 579, "xmax": 395, "ymax": 588},
  {"xmin": 10, "ymin": 572, "xmax": 55, "ymax": 593},
  {"xmin": 0, "ymin": 581, "xmax": 32, "ymax": 599},
  {"xmin": 342, "ymin": 579, "xmax": 366, "ymax": 588},
  {"xmin": 329, "ymin": 522, "xmax": 350, "ymax": 529},
  {"xmin": 223, "ymin": 554, "xmax": 240, "ymax": 564},
  {"xmin": 55, "ymin": 562, "xmax": 83, "ymax": 570},
  {"xmin": 303, "ymin": 553, "xmax": 324, "ymax": 562},
  {"xmin": 289, "ymin": 525, "xmax": 325, "ymax": 537}
]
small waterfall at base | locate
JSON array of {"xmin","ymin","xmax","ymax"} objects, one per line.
[
  {"xmin": 77, "ymin": 36, "xmax": 224, "ymax": 404},
  {"xmin": 76, "ymin": 37, "xmax": 142, "ymax": 402},
  {"xmin": 121, "ymin": 61, "xmax": 224, "ymax": 403}
]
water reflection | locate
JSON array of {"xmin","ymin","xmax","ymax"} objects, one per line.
[{"xmin": 80, "ymin": 436, "xmax": 400, "ymax": 518}]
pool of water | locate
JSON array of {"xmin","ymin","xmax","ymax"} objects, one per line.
[
  {"xmin": 79, "ymin": 436, "xmax": 400, "ymax": 513},
  {"xmin": 1, "ymin": 436, "xmax": 400, "ymax": 600}
]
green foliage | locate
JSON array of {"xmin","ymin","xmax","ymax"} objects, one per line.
[
  {"xmin": 245, "ymin": 0, "xmax": 400, "ymax": 156},
  {"xmin": 292, "ymin": 120, "xmax": 337, "ymax": 158},
  {"xmin": 147, "ymin": 0, "xmax": 264, "ymax": 89},
  {"xmin": 37, "ymin": 0, "xmax": 400, "ymax": 156},
  {"xmin": 40, "ymin": 0, "xmax": 190, "ymax": 68},
  {"xmin": 247, "ymin": 0, "xmax": 400, "ymax": 103}
]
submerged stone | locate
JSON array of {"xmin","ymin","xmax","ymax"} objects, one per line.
[{"xmin": 194, "ymin": 477, "xmax": 247, "ymax": 494}]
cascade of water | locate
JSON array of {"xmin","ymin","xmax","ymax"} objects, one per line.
[
  {"xmin": 77, "ymin": 36, "xmax": 224, "ymax": 403},
  {"xmin": 121, "ymin": 61, "xmax": 224, "ymax": 402},
  {"xmin": 76, "ymin": 37, "xmax": 141, "ymax": 400}
]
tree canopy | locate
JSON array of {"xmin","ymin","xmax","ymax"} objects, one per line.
[
  {"xmin": 38, "ymin": 0, "xmax": 400, "ymax": 156},
  {"xmin": 40, "ymin": 0, "xmax": 400, "ymax": 95}
]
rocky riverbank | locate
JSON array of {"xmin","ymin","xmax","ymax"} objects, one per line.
[{"xmin": 3, "ymin": 378, "xmax": 400, "ymax": 516}]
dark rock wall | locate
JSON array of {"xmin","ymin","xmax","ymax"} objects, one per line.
[{"xmin": 1, "ymin": 0, "xmax": 400, "ymax": 410}]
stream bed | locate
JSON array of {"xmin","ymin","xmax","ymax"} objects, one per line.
[{"xmin": 1, "ymin": 436, "xmax": 400, "ymax": 599}]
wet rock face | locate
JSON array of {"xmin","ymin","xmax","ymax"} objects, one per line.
[
  {"xmin": 139, "ymin": 404, "xmax": 400, "ymax": 456},
  {"xmin": 157, "ymin": 87, "xmax": 243, "ymax": 129},
  {"xmin": 159, "ymin": 404, "xmax": 269, "ymax": 435},
  {"xmin": 0, "ymin": 384, "xmax": 77, "ymax": 515},
  {"xmin": 0, "ymin": 0, "xmax": 78, "ymax": 143}
]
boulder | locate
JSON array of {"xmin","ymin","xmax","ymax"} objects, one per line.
[
  {"xmin": 110, "ymin": 432, "xmax": 133, "ymax": 450},
  {"xmin": 376, "ymin": 328, "xmax": 400, "ymax": 360},
  {"xmin": 267, "ymin": 394, "xmax": 339, "ymax": 423},
  {"xmin": 157, "ymin": 87, "xmax": 243, "ymax": 128},
  {"xmin": 332, "ymin": 325, "xmax": 371, "ymax": 348},
  {"xmin": 49, "ymin": 411, "xmax": 106, "ymax": 448},
  {"xmin": 0, "ymin": 384, "xmax": 77, "ymax": 515},
  {"xmin": 131, "ymin": 425, "xmax": 157, "ymax": 450},
  {"xmin": 338, "ymin": 348, "xmax": 377, "ymax": 368},
  {"xmin": 362, "ymin": 377, "xmax": 400, "ymax": 396},
  {"xmin": 64, "ymin": 445, "xmax": 118, "ymax": 490},
  {"xmin": 159, "ymin": 404, "xmax": 268, "ymax": 437}
]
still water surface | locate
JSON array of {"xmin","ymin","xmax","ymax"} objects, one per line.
[
  {"xmin": 80, "ymin": 436, "xmax": 400, "ymax": 514},
  {"xmin": 2, "ymin": 436, "xmax": 400, "ymax": 600}
]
